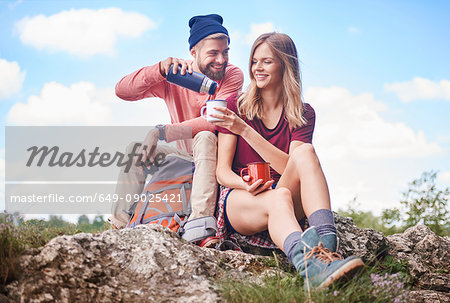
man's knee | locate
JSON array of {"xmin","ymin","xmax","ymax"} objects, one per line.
[
  {"xmin": 124, "ymin": 141, "xmax": 140, "ymax": 154},
  {"xmin": 193, "ymin": 131, "xmax": 217, "ymax": 157},
  {"xmin": 194, "ymin": 131, "xmax": 217, "ymax": 145}
]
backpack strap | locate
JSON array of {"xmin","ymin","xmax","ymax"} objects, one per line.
[
  {"xmin": 126, "ymin": 201, "xmax": 138, "ymax": 216},
  {"xmin": 180, "ymin": 183, "xmax": 191, "ymax": 216},
  {"xmin": 179, "ymin": 216, "xmax": 218, "ymax": 242},
  {"xmin": 173, "ymin": 213, "xmax": 183, "ymax": 227},
  {"xmin": 142, "ymin": 162, "xmax": 159, "ymax": 175}
]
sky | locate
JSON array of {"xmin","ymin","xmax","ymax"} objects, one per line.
[{"xmin": 1, "ymin": 0, "xmax": 449, "ymax": 222}]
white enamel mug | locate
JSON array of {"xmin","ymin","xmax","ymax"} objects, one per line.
[{"xmin": 200, "ymin": 100, "xmax": 227, "ymax": 122}]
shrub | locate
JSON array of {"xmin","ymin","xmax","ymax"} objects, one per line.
[
  {"xmin": 382, "ymin": 170, "xmax": 449, "ymax": 236},
  {"xmin": 0, "ymin": 212, "xmax": 24, "ymax": 284}
]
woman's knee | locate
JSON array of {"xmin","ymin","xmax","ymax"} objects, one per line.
[
  {"xmin": 275, "ymin": 187, "xmax": 292, "ymax": 199},
  {"xmin": 267, "ymin": 188, "xmax": 294, "ymax": 211},
  {"xmin": 290, "ymin": 143, "xmax": 318, "ymax": 164}
]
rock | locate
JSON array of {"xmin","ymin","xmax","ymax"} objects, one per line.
[
  {"xmin": 334, "ymin": 214, "xmax": 389, "ymax": 264},
  {"xmin": 335, "ymin": 218, "xmax": 450, "ymax": 298},
  {"xmin": 5, "ymin": 225, "xmax": 283, "ymax": 303},
  {"xmin": 4, "ymin": 216, "xmax": 449, "ymax": 302},
  {"xmin": 328, "ymin": 216, "xmax": 450, "ymax": 301},
  {"xmin": 407, "ymin": 290, "xmax": 450, "ymax": 303},
  {"xmin": 387, "ymin": 225, "xmax": 450, "ymax": 293}
]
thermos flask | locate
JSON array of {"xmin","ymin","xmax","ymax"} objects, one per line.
[{"xmin": 166, "ymin": 64, "xmax": 218, "ymax": 95}]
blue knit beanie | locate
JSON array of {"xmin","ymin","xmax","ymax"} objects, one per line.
[{"xmin": 188, "ymin": 14, "xmax": 229, "ymax": 50}]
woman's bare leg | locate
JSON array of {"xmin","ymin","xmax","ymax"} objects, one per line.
[
  {"xmin": 225, "ymin": 144, "xmax": 332, "ymax": 250},
  {"xmin": 276, "ymin": 143, "xmax": 331, "ymax": 218},
  {"xmin": 225, "ymin": 187, "xmax": 301, "ymax": 250}
]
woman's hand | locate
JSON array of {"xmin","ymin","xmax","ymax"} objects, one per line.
[
  {"xmin": 242, "ymin": 175, "xmax": 275, "ymax": 196},
  {"xmin": 211, "ymin": 107, "xmax": 248, "ymax": 136}
]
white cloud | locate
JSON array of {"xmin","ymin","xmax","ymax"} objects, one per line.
[
  {"xmin": 91, "ymin": 86, "xmax": 171, "ymax": 126},
  {"xmin": 7, "ymin": 82, "xmax": 112, "ymax": 125},
  {"xmin": 305, "ymin": 86, "xmax": 444, "ymax": 212},
  {"xmin": 305, "ymin": 86, "xmax": 442, "ymax": 159},
  {"xmin": 0, "ymin": 58, "xmax": 26, "ymax": 101},
  {"xmin": 245, "ymin": 22, "xmax": 275, "ymax": 45},
  {"xmin": 385, "ymin": 77, "xmax": 450, "ymax": 102},
  {"xmin": 6, "ymin": 81, "xmax": 170, "ymax": 126},
  {"xmin": 3, "ymin": 81, "xmax": 170, "ymax": 210},
  {"xmin": 15, "ymin": 8, "xmax": 156, "ymax": 57}
]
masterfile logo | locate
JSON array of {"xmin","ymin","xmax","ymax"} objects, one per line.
[
  {"xmin": 25, "ymin": 143, "xmax": 165, "ymax": 173},
  {"xmin": 5, "ymin": 126, "xmax": 191, "ymax": 214}
]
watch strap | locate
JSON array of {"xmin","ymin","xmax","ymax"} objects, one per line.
[{"xmin": 156, "ymin": 124, "xmax": 166, "ymax": 141}]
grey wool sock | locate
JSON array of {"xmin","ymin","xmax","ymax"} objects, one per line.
[
  {"xmin": 283, "ymin": 231, "xmax": 303, "ymax": 264},
  {"xmin": 308, "ymin": 209, "xmax": 336, "ymax": 236}
]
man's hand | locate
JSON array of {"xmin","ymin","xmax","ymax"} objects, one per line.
[
  {"xmin": 137, "ymin": 128, "xmax": 160, "ymax": 169},
  {"xmin": 159, "ymin": 57, "xmax": 194, "ymax": 77}
]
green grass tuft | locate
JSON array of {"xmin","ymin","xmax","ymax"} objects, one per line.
[{"xmin": 217, "ymin": 254, "xmax": 412, "ymax": 303}]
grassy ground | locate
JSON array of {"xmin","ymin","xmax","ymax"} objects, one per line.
[
  {"xmin": 217, "ymin": 253, "xmax": 411, "ymax": 303},
  {"xmin": 1, "ymin": 212, "xmax": 412, "ymax": 302}
]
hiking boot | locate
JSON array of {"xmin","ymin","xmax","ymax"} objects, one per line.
[
  {"xmin": 291, "ymin": 227, "xmax": 364, "ymax": 290},
  {"xmin": 320, "ymin": 232, "xmax": 340, "ymax": 252}
]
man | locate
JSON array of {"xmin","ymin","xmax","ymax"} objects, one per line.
[{"xmin": 109, "ymin": 14, "xmax": 244, "ymax": 236}]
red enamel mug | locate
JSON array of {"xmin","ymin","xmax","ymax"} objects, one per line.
[{"xmin": 240, "ymin": 162, "xmax": 271, "ymax": 184}]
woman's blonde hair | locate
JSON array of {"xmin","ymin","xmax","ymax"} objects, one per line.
[{"xmin": 237, "ymin": 32, "xmax": 306, "ymax": 127}]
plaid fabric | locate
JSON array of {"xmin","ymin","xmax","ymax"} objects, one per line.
[{"xmin": 216, "ymin": 185, "xmax": 278, "ymax": 249}]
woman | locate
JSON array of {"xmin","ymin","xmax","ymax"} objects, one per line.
[{"xmin": 212, "ymin": 32, "xmax": 364, "ymax": 290}]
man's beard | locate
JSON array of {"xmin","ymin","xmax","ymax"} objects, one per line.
[{"xmin": 199, "ymin": 61, "xmax": 227, "ymax": 81}]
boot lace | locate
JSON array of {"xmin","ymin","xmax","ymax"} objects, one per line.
[{"xmin": 304, "ymin": 242, "xmax": 343, "ymax": 264}]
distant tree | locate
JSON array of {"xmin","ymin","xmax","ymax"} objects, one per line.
[
  {"xmin": 379, "ymin": 208, "xmax": 402, "ymax": 235},
  {"xmin": 75, "ymin": 215, "xmax": 107, "ymax": 233},
  {"xmin": 77, "ymin": 215, "xmax": 90, "ymax": 225},
  {"xmin": 382, "ymin": 170, "xmax": 449, "ymax": 236},
  {"xmin": 338, "ymin": 197, "xmax": 388, "ymax": 233},
  {"xmin": 48, "ymin": 215, "xmax": 71, "ymax": 228},
  {"xmin": 92, "ymin": 216, "xmax": 105, "ymax": 229}
]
